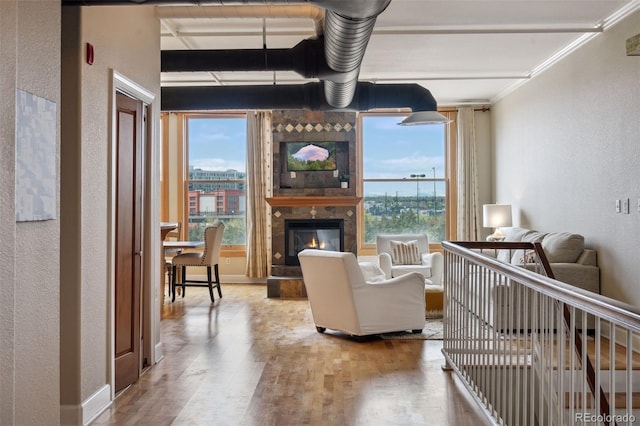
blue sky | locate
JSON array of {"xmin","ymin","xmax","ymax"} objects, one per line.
[
  {"xmin": 362, "ymin": 115, "xmax": 445, "ymax": 179},
  {"xmin": 187, "ymin": 115, "xmax": 446, "ymax": 196},
  {"xmin": 188, "ymin": 117, "xmax": 247, "ymax": 172}
]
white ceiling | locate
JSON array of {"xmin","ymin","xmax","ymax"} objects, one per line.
[{"xmin": 159, "ymin": 0, "xmax": 640, "ymax": 106}]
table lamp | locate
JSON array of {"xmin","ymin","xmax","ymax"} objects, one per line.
[{"xmin": 483, "ymin": 204, "xmax": 512, "ymax": 241}]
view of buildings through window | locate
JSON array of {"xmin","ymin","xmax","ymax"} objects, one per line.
[
  {"xmin": 361, "ymin": 114, "xmax": 447, "ymax": 244},
  {"xmin": 187, "ymin": 116, "xmax": 247, "ymax": 244},
  {"xmin": 185, "ymin": 113, "xmax": 447, "ymax": 247}
]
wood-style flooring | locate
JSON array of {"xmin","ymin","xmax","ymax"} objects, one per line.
[{"xmin": 91, "ymin": 284, "xmax": 491, "ymax": 426}]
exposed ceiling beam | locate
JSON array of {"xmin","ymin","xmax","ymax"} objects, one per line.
[{"xmin": 160, "ymin": 25, "xmax": 604, "ymax": 39}]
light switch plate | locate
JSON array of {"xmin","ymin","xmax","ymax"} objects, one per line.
[
  {"xmin": 623, "ymin": 198, "xmax": 630, "ymax": 214},
  {"xmin": 290, "ymin": 171, "xmax": 296, "ymax": 179},
  {"xmin": 616, "ymin": 199, "xmax": 621, "ymax": 213},
  {"xmin": 333, "ymin": 169, "xmax": 339, "ymax": 178}
]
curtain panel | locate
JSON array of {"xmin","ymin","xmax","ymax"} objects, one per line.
[
  {"xmin": 456, "ymin": 107, "xmax": 481, "ymax": 240},
  {"xmin": 245, "ymin": 111, "xmax": 272, "ymax": 278}
]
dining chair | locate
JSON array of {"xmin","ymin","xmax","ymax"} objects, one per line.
[
  {"xmin": 164, "ymin": 221, "xmax": 182, "ymax": 295},
  {"xmin": 171, "ymin": 222, "xmax": 224, "ymax": 303}
]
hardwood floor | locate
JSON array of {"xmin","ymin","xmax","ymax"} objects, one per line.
[{"xmin": 92, "ymin": 284, "xmax": 491, "ymax": 426}]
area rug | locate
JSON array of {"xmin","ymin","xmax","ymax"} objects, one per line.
[{"xmin": 377, "ymin": 318, "xmax": 443, "ymax": 340}]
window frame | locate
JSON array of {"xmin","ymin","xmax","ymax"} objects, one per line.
[
  {"xmin": 160, "ymin": 111, "xmax": 248, "ymax": 257},
  {"xmin": 356, "ymin": 110, "xmax": 457, "ymax": 256}
]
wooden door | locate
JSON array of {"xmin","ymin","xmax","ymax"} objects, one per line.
[{"xmin": 114, "ymin": 92, "xmax": 144, "ymax": 393}]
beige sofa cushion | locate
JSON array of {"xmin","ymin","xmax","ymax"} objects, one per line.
[
  {"xmin": 496, "ymin": 227, "xmax": 532, "ymax": 262},
  {"xmin": 541, "ymin": 232, "xmax": 585, "ymax": 263},
  {"xmin": 510, "ymin": 230, "xmax": 546, "ymax": 265}
]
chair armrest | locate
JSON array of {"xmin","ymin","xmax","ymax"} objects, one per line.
[
  {"xmin": 378, "ymin": 252, "xmax": 393, "ymax": 278},
  {"xmin": 422, "ymin": 252, "xmax": 443, "ymax": 286},
  {"xmin": 354, "ymin": 271, "xmax": 426, "ymax": 335}
]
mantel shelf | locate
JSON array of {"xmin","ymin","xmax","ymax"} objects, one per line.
[{"xmin": 266, "ymin": 196, "xmax": 362, "ymax": 207}]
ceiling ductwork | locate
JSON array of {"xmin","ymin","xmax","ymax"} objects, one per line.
[
  {"xmin": 162, "ymin": 38, "xmax": 339, "ymax": 81},
  {"xmin": 161, "ymin": 81, "xmax": 437, "ymax": 113},
  {"xmin": 65, "ymin": 0, "xmax": 448, "ymax": 122},
  {"xmin": 64, "ymin": 0, "xmax": 392, "ymax": 109}
]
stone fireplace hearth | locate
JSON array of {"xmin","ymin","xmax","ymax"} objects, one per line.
[
  {"xmin": 266, "ymin": 110, "xmax": 360, "ymax": 298},
  {"xmin": 266, "ymin": 196, "xmax": 360, "ymax": 297}
]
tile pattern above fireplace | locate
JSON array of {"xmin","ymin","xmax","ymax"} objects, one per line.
[{"xmin": 269, "ymin": 109, "xmax": 359, "ymax": 278}]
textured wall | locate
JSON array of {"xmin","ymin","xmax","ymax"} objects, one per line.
[
  {"xmin": 60, "ymin": 5, "xmax": 160, "ymax": 420},
  {"xmin": 1, "ymin": 0, "xmax": 61, "ymax": 424},
  {"xmin": 493, "ymin": 11, "xmax": 640, "ymax": 304}
]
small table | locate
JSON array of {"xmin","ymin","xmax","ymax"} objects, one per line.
[
  {"xmin": 163, "ymin": 241, "xmax": 205, "ymax": 301},
  {"xmin": 161, "ymin": 222, "xmax": 179, "ymax": 240},
  {"xmin": 163, "ymin": 241, "xmax": 204, "ymax": 250}
]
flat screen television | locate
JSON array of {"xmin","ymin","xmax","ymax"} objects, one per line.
[{"xmin": 285, "ymin": 142, "xmax": 337, "ymax": 171}]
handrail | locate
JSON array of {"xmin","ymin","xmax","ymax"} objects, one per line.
[
  {"xmin": 457, "ymin": 241, "xmax": 614, "ymax": 421},
  {"xmin": 442, "ymin": 241, "xmax": 640, "ymax": 425},
  {"xmin": 444, "ymin": 241, "xmax": 640, "ymax": 327}
]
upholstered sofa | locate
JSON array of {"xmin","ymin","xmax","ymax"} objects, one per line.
[
  {"xmin": 495, "ymin": 227, "xmax": 600, "ymax": 294},
  {"xmin": 376, "ymin": 233, "xmax": 444, "ymax": 286},
  {"xmin": 481, "ymin": 227, "xmax": 600, "ymax": 330}
]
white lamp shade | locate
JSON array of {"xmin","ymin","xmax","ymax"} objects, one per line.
[{"xmin": 483, "ymin": 204, "xmax": 512, "ymax": 228}]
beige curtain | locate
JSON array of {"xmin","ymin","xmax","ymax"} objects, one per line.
[
  {"xmin": 456, "ymin": 107, "xmax": 481, "ymax": 240},
  {"xmin": 245, "ymin": 111, "xmax": 272, "ymax": 278}
]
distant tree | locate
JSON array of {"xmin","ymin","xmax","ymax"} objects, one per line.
[{"xmin": 222, "ymin": 217, "xmax": 246, "ymax": 245}]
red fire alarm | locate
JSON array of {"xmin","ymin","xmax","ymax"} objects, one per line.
[{"xmin": 86, "ymin": 42, "xmax": 94, "ymax": 65}]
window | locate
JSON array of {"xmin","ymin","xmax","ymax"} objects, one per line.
[
  {"xmin": 360, "ymin": 112, "xmax": 453, "ymax": 247},
  {"xmin": 186, "ymin": 115, "xmax": 247, "ymax": 245}
]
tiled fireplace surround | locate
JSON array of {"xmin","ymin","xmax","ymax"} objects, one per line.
[{"xmin": 267, "ymin": 110, "xmax": 360, "ymax": 297}]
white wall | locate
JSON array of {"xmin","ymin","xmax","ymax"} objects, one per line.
[
  {"xmin": 493, "ymin": 11, "xmax": 640, "ymax": 304},
  {"xmin": 0, "ymin": 0, "xmax": 61, "ymax": 424},
  {"xmin": 60, "ymin": 5, "xmax": 160, "ymax": 423},
  {"xmin": 474, "ymin": 109, "xmax": 493, "ymax": 239}
]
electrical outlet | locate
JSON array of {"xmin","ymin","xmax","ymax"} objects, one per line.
[
  {"xmin": 637, "ymin": 198, "xmax": 640, "ymax": 213},
  {"xmin": 290, "ymin": 171, "xmax": 296, "ymax": 179},
  {"xmin": 333, "ymin": 169, "xmax": 339, "ymax": 178},
  {"xmin": 616, "ymin": 199, "xmax": 621, "ymax": 213},
  {"xmin": 623, "ymin": 198, "xmax": 630, "ymax": 214},
  {"xmin": 225, "ymin": 258, "xmax": 231, "ymax": 264}
]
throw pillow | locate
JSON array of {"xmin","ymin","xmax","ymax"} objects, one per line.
[
  {"xmin": 359, "ymin": 262, "xmax": 386, "ymax": 282},
  {"xmin": 541, "ymin": 232, "xmax": 584, "ymax": 263},
  {"xmin": 389, "ymin": 240, "xmax": 422, "ymax": 265},
  {"xmin": 496, "ymin": 227, "xmax": 531, "ymax": 263},
  {"xmin": 510, "ymin": 231, "xmax": 546, "ymax": 265}
]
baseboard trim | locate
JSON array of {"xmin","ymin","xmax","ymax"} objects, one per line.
[
  {"xmin": 155, "ymin": 340, "xmax": 164, "ymax": 364},
  {"xmin": 81, "ymin": 384, "xmax": 111, "ymax": 425}
]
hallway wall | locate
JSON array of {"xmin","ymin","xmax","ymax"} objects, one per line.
[
  {"xmin": 60, "ymin": 5, "xmax": 160, "ymax": 424},
  {"xmin": 0, "ymin": 0, "xmax": 61, "ymax": 424}
]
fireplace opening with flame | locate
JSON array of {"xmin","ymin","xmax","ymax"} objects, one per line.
[{"xmin": 284, "ymin": 219, "xmax": 344, "ymax": 266}]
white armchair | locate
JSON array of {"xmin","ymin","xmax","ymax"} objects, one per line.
[
  {"xmin": 376, "ymin": 233, "xmax": 443, "ymax": 286},
  {"xmin": 298, "ymin": 249, "xmax": 425, "ymax": 336}
]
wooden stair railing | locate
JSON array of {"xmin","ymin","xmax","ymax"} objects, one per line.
[
  {"xmin": 454, "ymin": 241, "xmax": 614, "ymax": 425},
  {"xmin": 533, "ymin": 242, "xmax": 614, "ymax": 425}
]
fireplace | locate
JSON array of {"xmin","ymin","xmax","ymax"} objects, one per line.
[{"xmin": 284, "ymin": 219, "xmax": 344, "ymax": 265}]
